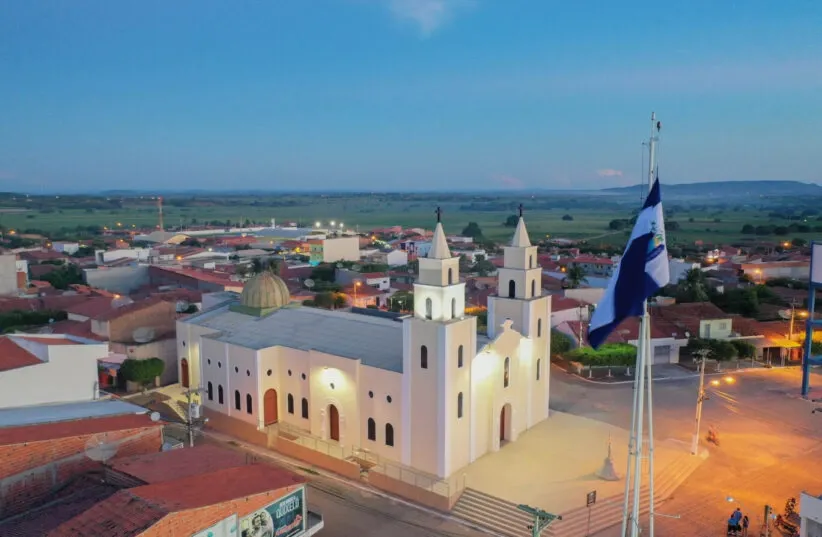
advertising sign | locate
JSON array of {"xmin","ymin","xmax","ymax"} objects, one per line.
[
  {"xmin": 812, "ymin": 243, "xmax": 822, "ymax": 285},
  {"xmin": 239, "ymin": 487, "xmax": 305, "ymax": 537},
  {"xmin": 193, "ymin": 514, "xmax": 238, "ymax": 537}
]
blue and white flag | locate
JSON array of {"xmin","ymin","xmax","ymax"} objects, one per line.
[{"xmin": 588, "ymin": 178, "xmax": 669, "ymax": 349}]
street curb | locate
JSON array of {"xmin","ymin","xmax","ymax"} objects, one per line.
[
  {"xmin": 554, "ymin": 364, "xmax": 769, "ymax": 386},
  {"xmin": 200, "ymin": 429, "xmax": 503, "ymax": 537}
]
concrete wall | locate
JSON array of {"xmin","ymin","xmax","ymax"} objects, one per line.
[
  {"xmin": 0, "ymin": 341, "xmax": 109, "ymax": 408},
  {"xmin": 84, "ymin": 265, "xmax": 150, "ymax": 294},
  {"xmin": 322, "ymin": 236, "xmax": 360, "ymax": 263},
  {"xmin": 564, "ymin": 288, "xmax": 605, "ymax": 305},
  {"xmin": 0, "ymin": 254, "xmax": 19, "ymax": 296},
  {"xmin": 358, "ymin": 364, "xmax": 402, "ymax": 462}
]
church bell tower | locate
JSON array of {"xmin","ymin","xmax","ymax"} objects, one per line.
[{"xmin": 401, "ymin": 207, "xmax": 477, "ymax": 478}]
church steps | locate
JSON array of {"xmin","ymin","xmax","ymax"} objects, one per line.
[{"xmin": 454, "ymin": 451, "xmax": 706, "ymax": 537}]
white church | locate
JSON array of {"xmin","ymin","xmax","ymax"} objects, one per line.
[{"xmin": 177, "ymin": 213, "xmax": 552, "ymax": 479}]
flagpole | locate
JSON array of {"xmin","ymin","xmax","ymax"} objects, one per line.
[
  {"xmin": 644, "ymin": 112, "xmax": 660, "ymax": 537},
  {"xmin": 620, "ymin": 320, "xmax": 642, "ymax": 536}
]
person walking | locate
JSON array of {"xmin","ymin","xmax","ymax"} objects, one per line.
[{"xmin": 741, "ymin": 514, "xmax": 749, "ymax": 536}]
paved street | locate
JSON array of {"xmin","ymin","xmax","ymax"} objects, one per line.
[{"xmin": 549, "ymin": 365, "xmax": 822, "ymax": 536}]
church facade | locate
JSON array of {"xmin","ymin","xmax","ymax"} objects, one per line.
[{"xmin": 177, "ymin": 214, "xmax": 552, "ymax": 479}]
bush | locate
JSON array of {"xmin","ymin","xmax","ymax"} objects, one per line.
[
  {"xmin": 686, "ymin": 337, "xmax": 737, "ymax": 361},
  {"xmin": 730, "ymin": 340, "xmax": 755, "ymax": 359},
  {"xmin": 120, "ymin": 358, "xmax": 165, "ymax": 387},
  {"xmin": 551, "ymin": 330, "xmax": 573, "ymax": 355},
  {"xmin": 566, "ymin": 343, "xmax": 637, "ymax": 366}
]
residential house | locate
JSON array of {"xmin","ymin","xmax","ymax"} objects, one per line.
[
  {"xmin": 52, "ymin": 242, "xmax": 80, "ymax": 255},
  {"xmin": 370, "ymin": 249, "xmax": 409, "ymax": 267},
  {"xmin": 669, "ymin": 258, "xmax": 701, "ymax": 282},
  {"xmin": 557, "ymin": 255, "xmax": 615, "ymax": 277},
  {"xmin": 308, "ymin": 236, "xmax": 360, "ymax": 264},
  {"xmin": 741, "ymin": 258, "xmax": 810, "ymax": 282},
  {"xmin": 550, "ymin": 296, "xmax": 591, "ymax": 327}
]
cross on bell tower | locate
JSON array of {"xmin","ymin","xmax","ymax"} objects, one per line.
[
  {"xmin": 435, "ymin": 206, "xmax": 443, "ymax": 223},
  {"xmin": 518, "ymin": 203, "xmax": 524, "ymax": 218}
]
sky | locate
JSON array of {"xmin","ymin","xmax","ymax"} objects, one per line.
[{"xmin": 1, "ymin": 1, "xmax": 821, "ymax": 193}]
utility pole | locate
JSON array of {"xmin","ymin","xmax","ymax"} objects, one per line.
[
  {"xmin": 579, "ymin": 304, "xmax": 586, "ymax": 347},
  {"xmin": 690, "ymin": 349, "xmax": 710, "ymax": 455},
  {"xmin": 183, "ymin": 387, "xmax": 207, "ymax": 448},
  {"xmin": 517, "ymin": 504, "xmax": 561, "ymax": 537}
]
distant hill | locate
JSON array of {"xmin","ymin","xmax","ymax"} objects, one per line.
[{"xmin": 601, "ymin": 180, "xmax": 822, "ymax": 197}]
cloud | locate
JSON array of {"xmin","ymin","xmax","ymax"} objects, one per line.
[
  {"xmin": 597, "ymin": 169, "xmax": 623, "ymax": 178},
  {"xmin": 387, "ymin": 0, "xmax": 470, "ymax": 37},
  {"xmin": 491, "ymin": 174, "xmax": 525, "ymax": 189}
]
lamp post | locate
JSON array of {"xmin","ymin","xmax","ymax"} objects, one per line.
[
  {"xmin": 691, "ymin": 349, "xmax": 710, "ymax": 455},
  {"xmin": 788, "ymin": 303, "xmax": 808, "ymax": 366},
  {"xmin": 354, "ymin": 281, "xmax": 361, "ymax": 307},
  {"xmin": 754, "ymin": 269, "xmax": 762, "ymax": 284}
]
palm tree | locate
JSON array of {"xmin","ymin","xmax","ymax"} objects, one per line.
[
  {"xmin": 250, "ymin": 258, "xmax": 279, "ymax": 275},
  {"xmin": 565, "ymin": 265, "xmax": 588, "ymax": 289},
  {"xmin": 678, "ymin": 268, "xmax": 709, "ymax": 302}
]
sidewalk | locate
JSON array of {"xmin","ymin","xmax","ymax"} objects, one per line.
[{"xmin": 557, "ymin": 362, "xmax": 770, "ymax": 385}]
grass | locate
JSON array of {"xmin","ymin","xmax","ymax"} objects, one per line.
[{"xmin": 2, "ymin": 195, "xmax": 818, "ymax": 248}]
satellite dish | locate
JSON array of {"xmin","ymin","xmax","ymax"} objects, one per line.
[
  {"xmin": 176, "ymin": 300, "xmax": 190, "ymax": 313},
  {"xmin": 778, "ymin": 309, "xmax": 791, "ymax": 320},
  {"xmin": 336, "ymin": 263, "xmax": 343, "ymax": 269},
  {"xmin": 150, "ymin": 412, "xmax": 161, "ymax": 422},
  {"xmin": 132, "ymin": 326, "xmax": 156, "ymax": 343},
  {"xmin": 85, "ymin": 434, "xmax": 118, "ymax": 463},
  {"xmin": 304, "ymin": 278, "xmax": 315, "ymax": 290},
  {"xmin": 111, "ymin": 296, "xmax": 134, "ymax": 308}
]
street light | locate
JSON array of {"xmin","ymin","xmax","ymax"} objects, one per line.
[
  {"xmin": 315, "ymin": 221, "xmax": 321, "ymax": 228},
  {"xmin": 354, "ymin": 281, "xmax": 361, "ymax": 306},
  {"xmin": 754, "ymin": 268, "xmax": 762, "ymax": 284}
]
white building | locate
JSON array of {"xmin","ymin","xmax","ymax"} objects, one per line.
[
  {"xmin": 801, "ymin": 491, "xmax": 822, "ymax": 537},
  {"xmin": 0, "ymin": 334, "xmax": 109, "ymax": 408},
  {"xmin": 96, "ymin": 248, "xmax": 151, "ymax": 264},
  {"xmin": 52, "ymin": 242, "xmax": 80, "ymax": 255},
  {"xmin": 669, "ymin": 258, "xmax": 701, "ymax": 282},
  {"xmin": 371, "ymin": 249, "xmax": 409, "ymax": 267},
  {"xmin": 0, "ymin": 255, "xmax": 18, "ymax": 296},
  {"xmin": 178, "ymin": 215, "xmax": 551, "ymax": 479}
]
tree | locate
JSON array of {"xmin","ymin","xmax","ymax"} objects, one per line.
[
  {"xmin": 389, "ymin": 291, "xmax": 414, "ymax": 312},
  {"xmin": 561, "ymin": 214, "xmax": 574, "ymax": 221},
  {"xmin": 741, "ymin": 224, "xmax": 755, "ymax": 234},
  {"xmin": 551, "ymin": 330, "xmax": 573, "ymax": 355},
  {"xmin": 458, "ymin": 255, "xmax": 471, "ymax": 273},
  {"xmin": 608, "ymin": 219, "xmax": 626, "ymax": 231},
  {"xmin": 332, "ymin": 293, "xmax": 348, "ymax": 309},
  {"xmin": 314, "ymin": 292, "xmax": 334, "ymax": 309},
  {"xmin": 503, "ymin": 215, "xmax": 519, "ymax": 227},
  {"xmin": 250, "ymin": 258, "xmax": 279, "ymax": 275},
  {"xmin": 462, "ymin": 222, "xmax": 483, "ymax": 238},
  {"xmin": 677, "ymin": 268, "xmax": 709, "ymax": 302},
  {"xmin": 39, "ymin": 264, "xmax": 84, "ymax": 290},
  {"xmin": 565, "ymin": 266, "xmax": 588, "ymax": 289},
  {"xmin": 792, "ymin": 237, "xmax": 808, "ymax": 247},
  {"xmin": 119, "ymin": 358, "xmax": 165, "ymax": 388},
  {"xmin": 472, "ymin": 254, "xmax": 496, "ymax": 277}
]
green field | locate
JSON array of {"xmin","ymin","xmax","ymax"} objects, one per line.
[{"xmin": 1, "ymin": 192, "xmax": 820, "ymax": 250}]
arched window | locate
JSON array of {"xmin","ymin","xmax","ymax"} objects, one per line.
[
  {"xmin": 246, "ymin": 394, "xmax": 253, "ymax": 414},
  {"xmin": 537, "ymin": 318, "xmax": 542, "ymax": 337},
  {"xmin": 207, "ymin": 382, "xmax": 213, "ymax": 401},
  {"xmin": 448, "ymin": 267, "xmax": 454, "ymax": 285},
  {"xmin": 425, "ymin": 298, "xmax": 432, "ymax": 320},
  {"xmin": 531, "ymin": 280, "xmax": 536, "ymax": 297},
  {"xmin": 420, "ymin": 345, "xmax": 428, "ymax": 369},
  {"xmin": 218, "ymin": 385, "xmax": 224, "ymax": 405},
  {"xmin": 530, "ymin": 255, "xmax": 534, "ymax": 268},
  {"xmin": 536, "ymin": 359, "xmax": 541, "ymax": 381},
  {"xmin": 385, "ymin": 423, "xmax": 394, "ymax": 447},
  {"xmin": 367, "ymin": 418, "xmax": 376, "ymax": 441},
  {"xmin": 301, "ymin": 397, "xmax": 309, "ymax": 419},
  {"xmin": 457, "ymin": 392, "xmax": 464, "ymax": 419},
  {"xmin": 504, "ymin": 357, "xmax": 510, "ymax": 388},
  {"xmin": 234, "ymin": 390, "xmax": 241, "ymax": 410},
  {"xmin": 508, "ymin": 280, "xmax": 516, "ymax": 298},
  {"xmin": 458, "ymin": 345, "xmax": 464, "ymax": 368},
  {"xmin": 287, "ymin": 394, "xmax": 294, "ymax": 414},
  {"xmin": 451, "ymin": 298, "xmax": 456, "ymax": 319}
]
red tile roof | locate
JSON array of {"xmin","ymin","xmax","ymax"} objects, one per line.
[
  {"xmin": 552, "ymin": 296, "xmax": 588, "ymax": 312},
  {"xmin": 360, "ymin": 272, "xmax": 389, "ymax": 279},
  {"xmin": 64, "ymin": 297, "xmax": 115, "ymax": 319},
  {"xmin": 0, "ymin": 414, "xmax": 159, "ymax": 447},
  {"xmin": 111, "ymin": 444, "xmax": 249, "ymax": 485},
  {"xmin": 343, "ymin": 284, "xmax": 381, "ymax": 297},
  {"xmin": 47, "ymin": 489, "xmax": 167, "ymax": 537},
  {"xmin": 13, "ymin": 336, "xmax": 81, "ymax": 346},
  {"xmin": 46, "ymin": 319, "xmax": 107, "ymax": 341},
  {"xmin": 0, "ymin": 338, "xmax": 42, "ymax": 372},
  {"xmin": 558, "ymin": 255, "xmax": 614, "ymax": 266},
  {"xmin": 130, "ymin": 464, "xmax": 305, "ymax": 511}
]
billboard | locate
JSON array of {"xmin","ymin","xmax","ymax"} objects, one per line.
[
  {"xmin": 812, "ymin": 243, "xmax": 822, "ymax": 285},
  {"xmin": 193, "ymin": 514, "xmax": 238, "ymax": 537},
  {"xmin": 239, "ymin": 487, "xmax": 306, "ymax": 537}
]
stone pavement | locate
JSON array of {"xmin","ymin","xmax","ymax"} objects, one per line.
[{"xmin": 461, "ymin": 411, "xmax": 692, "ymax": 514}]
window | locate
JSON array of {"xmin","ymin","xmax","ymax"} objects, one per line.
[
  {"xmin": 529, "ymin": 255, "xmax": 534, "ymax": 268},
  {"xmin": 287, "ymin": 394, "xmax": 294, "ymax": 414},
  {"xmin": 531, "ymin": 280, "xmax": 536, "ymax": 297},
  {"xmin": 508, "ymin": 280, "xmax": 516, "ymax": 298},
  {"xmin": 301, "ymin": 397, "xmax": 309, "ymax": 419},
  {"xmin": 234, "ymin": 390, "xmax": 241, "ymax": 410},
  {"xmin": 246, "ymin": 394, "xmax": 252, "ymax": 414},
  {"xmin": 218, "ymin": 385, "xmax": 224, "ymax": 405},
  {"xmin": 451, "ymin": 298, "xmax": 456, "ymax": 319},
  {"xmin": 367, "ymin": 418, "xmax": 376, "ymax": 441},
  {"xmin": 458, "ymin": 345, "xmax": 464, "ymax": 368},
  {"xmin": 207, "ymin": 382, "xmax": 213, "ymax": 401},
  {"xmin": 536, "ymin": 359, "xmax": 541, "ymax": 381},
  {"xmin": 421, "ymin": 345, "xmax": 428, "ymax": 369},
  {"xmin": 504, "ymin": 357, "xmax": 510, "ymax": 388},
  {"xmin": 457, "ymin": 392, "xmax": 464, "ymax": 419},
  {"xmin": 425, "ymin": 298, "xmax": 432, "ymax": 320},
  {"xmin": 719, "ymin": 322, "xmax": 728, "ymax": 330},
  {"xmin": 448, "ymin": 267, "xmax": 454, "ymax": 285},
  {"xmin": 537, "ymin": 318, "xmax": 542, "ymax": 337},
  {"xmin": 385, "ymin": 424, "xmax": 394, "ymax": 446}
]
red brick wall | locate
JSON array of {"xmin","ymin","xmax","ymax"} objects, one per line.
[
  {"xmin": 107, "ymin": 300, "xmax": 177, "ymax": 343},
  {"xmin": 0, "ymin": 425, "xmax": 162, "ymax": 518},
  {"xmin": 145, "ymin": 486, "xmax": 301, "ymax": 537}
]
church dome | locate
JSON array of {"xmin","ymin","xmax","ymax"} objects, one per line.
[{"xmin": 240, "ymin": 271, "xmax": 290, "ymax": 311}]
